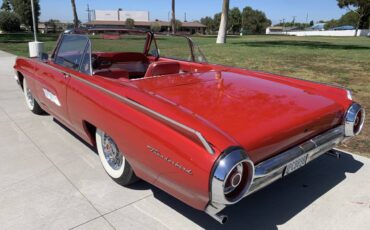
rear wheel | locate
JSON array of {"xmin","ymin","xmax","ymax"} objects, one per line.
[
  {"xmin": 96, "ymin": 129, "xmax": 138, "ymax": 185},
  {"xmin": 23, "ymin": 78, "xmax": 45, "ymax": 115}
]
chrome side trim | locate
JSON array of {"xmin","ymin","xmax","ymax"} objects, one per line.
[{"xmin": 37, "ymin": 61, "xmax": 215, "ymax": 154}]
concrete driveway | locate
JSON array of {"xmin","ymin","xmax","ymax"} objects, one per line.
[{"xmin": 0, "ymin": 50, "xmax": 369, "ymax": 230}]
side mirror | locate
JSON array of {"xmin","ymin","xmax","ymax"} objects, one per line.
[{"xmin": 40, "ymin": 53, "xmax": 49, "ymax": 62}]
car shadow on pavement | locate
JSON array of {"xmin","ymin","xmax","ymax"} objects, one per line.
[
  {"xmin": 149, "ymin": 152, "xmax": 363, "ymax": 230},
  {"xmin": 53, "ymin": 119, "xmax": 364, "ymax": 229}
]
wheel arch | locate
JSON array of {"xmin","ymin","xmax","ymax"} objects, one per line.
[
  {"xmin": 82, "ymin": 120, "xmax": 97, "ymax": 147},
  {"xmin": 16, "ymin": 71, "xmax": 25, "ymax": 89}
]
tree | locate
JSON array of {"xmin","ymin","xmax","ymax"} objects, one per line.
[
  {"xmin": 324, "ymin": 19, "xmax": 340, "ymax": 30},
  {"xmin": 171, "ymin": 0, "xmax": 176, "ymax": 34},
  {"xmin": 70, "ymin": 0, "xmax": 79, "ymax": 29},
  {"xmin": 0, "ymin": 11, "xmax": 20, "ymax": 32},
  {"xmin": 213, "ymin": 12, "xmax": 222, "ymax": 29},
  {"xmin": 242, "ymin": 6, "xmax": 271, "ymax": 34},
  {"xmin": 150, "ymin": 22, "xmax": 161, "ymax": 32},
  {"xmin": 275, "ymin": 21, "xmax": 311, "ymax": 30},
  {"xmin": 45, "ymin": 19, "xmax": 60, "ymax": 33},
  {"xmin": 126, "ymin": 18, "xmax": 135, "ymax": 28},
  {"xmin": 324, "ymin": 11, "xmax": 361, "ymax": 29},
  {"xmin": 337, "ymin": 0, "xmax": 370, "ymax": 36},
  {"xmin": 1, "ymin": 0, "xmax": 12, "ymax": 11},
  {"xmin": 174, "ymin": 19, "xmax": 182, "ymax": 31},
  {"xmin": 216, "ymin": 0, "xmax": 229, "ymax": 44},
  {"xmin": 309, "ymin": 20, "xmax": 314, "ymax": 26},
  {"xmin": 228, "ymin": 7, "xmax": 242, "ymax": 34},
  {"xmin": 200, "ymin": 16, "xmax": 214, "ymax": 34},
  {"xmin": 11, "ymin": 0, "xmax": 40, "ymax": 31}
]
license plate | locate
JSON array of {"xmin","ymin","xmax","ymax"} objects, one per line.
[{"xmin": 284, "ymin": 154, "xmax": 308, "ymax": 176}]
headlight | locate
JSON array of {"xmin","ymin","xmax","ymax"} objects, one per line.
[
  {"xmin": 210, "ymin": 148, "xmax": 254, "ymax": 205},
  {"xmin": 344, "ymin": 103, "xmax": 365, "ymax": 137}
]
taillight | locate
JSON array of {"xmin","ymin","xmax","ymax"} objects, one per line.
[
  {"xmin": 344, "ymin": 103, "xmax": 365, "ymax": 137},
  {"xmin": 210, "ymin": 148, "xmax": 254, "ymax": 205}
]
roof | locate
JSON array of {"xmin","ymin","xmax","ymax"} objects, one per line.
[{"xmin": 85, "ymin": 20, "xmax": 206, "ymax": 28}]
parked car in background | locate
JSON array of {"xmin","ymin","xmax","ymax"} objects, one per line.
[
  {"xmin": 307, "ymin": 23, "xmax": 326, "ymax": 31},
  {"xmin": 332, "ymin": 25, "xmax": 355, "ymax": 30},
  {"xmin": 13, "ymin": 29, "xmax": 365, "ymax": 224}
]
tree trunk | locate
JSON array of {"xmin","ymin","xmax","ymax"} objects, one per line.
[
  {"xmin": 71, "ymin": 0, "xmax": 79, "ymax": 29},
  {"xmin": 355, "ymin": 14, "xmax": 363, "ymax": 37},
  {"xmin": 171, "ymin": 0, "xmax": 176, "ymax": 34},
  {"xmin": 216, "ymin": 0, "xmax": 229, "ymax": 44}
]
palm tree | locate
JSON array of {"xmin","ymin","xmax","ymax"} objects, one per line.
[
  {"xmin": 70, "ymin": 0, "xmax": 79, "ymax": 29},
  {"xmin": 171, "ymin": 0, "xmax": 176, "ymax": 34},
  {"xmin": 216, "ymin": 0, "xmax": 229, "ymax": 44}
]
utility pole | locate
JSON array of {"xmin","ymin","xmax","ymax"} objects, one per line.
[
  {"xmin": 292, "ymin": 16, "xmax": 296, "ymax": 27},
  {"xmin": 30, "ymin": 0, "xmax": 37, "ymax": 41},
  {"xmin": 184, "ymin": 12, "xmax": 187, "ymax": 22},
  {"xmin": 29, "ymin": 0, "xmax": 44, "ymax": 58},
  {"xmin": 86, "ymin": 4, "xmax": 91, "ymax": 22},
  {"xmin": 282, "ymin": 18, "xmax": 286, "ymax": 34}
]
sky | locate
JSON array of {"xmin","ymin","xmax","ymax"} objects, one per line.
[{"xmin": 1, "ymin": 0, "xmax": 348, "ymax": 25}]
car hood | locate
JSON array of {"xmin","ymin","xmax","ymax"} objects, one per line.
[{"xmin": 130, "ymin": 71, "xmax": 344, "ymax": 163}]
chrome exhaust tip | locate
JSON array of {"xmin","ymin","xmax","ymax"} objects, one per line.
[
  {"xmin": 326, "ymin": 150, "xmax": 341, "ymax": 159},
  {"xmin": 208, "ymin": 212, "xmax": 228, "ymax": 224}
]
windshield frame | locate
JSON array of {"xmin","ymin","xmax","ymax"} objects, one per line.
[{"xmin": 152, "ymin": 33, "xmax": 207, "ymax": 63}]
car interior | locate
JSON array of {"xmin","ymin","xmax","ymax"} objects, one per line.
[
  {"xmin": 91, "ymin": 51, "xmax": 201, "ymax": 82},
  {"xmin": 53, "ymin": 32, "xmax": 214, "ymax": 82},
  {"xmin": 91, "ymin": 51, "xmax": 215, "ymax": 83}
]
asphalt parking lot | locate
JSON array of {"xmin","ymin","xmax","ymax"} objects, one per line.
[{"xmin": 0, "ymin": 50, "xmax": 370, "ymax": 230}]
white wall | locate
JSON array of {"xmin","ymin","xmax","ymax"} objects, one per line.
[
  {"xmin": 93, "ymin": 10, "xmax": 149, "ymax": 22},
  {"xmin": 94, "ymin": 10, "xmax": 119, "ymax": 21},
  {"xmin": 266, "ymin": 28, "xmax": 370, "ymax": 37},
  {"xmin": 119, "ymin": 11, "xmax": 149, "ymax": 22}
]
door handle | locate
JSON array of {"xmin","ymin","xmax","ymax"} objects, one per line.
[{"xmin": 63, "ymin": 73, "xmax": 71, "ymax": 79}]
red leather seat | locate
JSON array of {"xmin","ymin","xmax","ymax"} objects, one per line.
[
  {"xmin": 144, "ymin": 61, "xmax": 180, "ymax": 78},
  {"xmin": 93, "ymin": 68, "xmax": 129, "ymax": 79}
]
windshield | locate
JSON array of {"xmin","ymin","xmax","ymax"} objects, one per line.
[
  {"xmin": 90, "ymin": 31, "xmax": 148, "ymax": 53},
  {"xmin": 54, "ymin": 35, "xmax": 90, "ymax": 71},
  {"xmin": 151, "ymin": 34, "xmax": 207, "ymax": 63}
]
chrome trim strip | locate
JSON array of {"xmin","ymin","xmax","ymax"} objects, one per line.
[{"xmin": 37, "ymin": 61, "xmax": 215, "ymax": 154}]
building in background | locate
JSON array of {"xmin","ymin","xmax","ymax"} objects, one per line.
[
  {"xmin": 92, "ymin": 10, "xmax": 150, "ymax": 22},
  {"xmin": 86, "ymin": 9, "xmax": 206, "ymax": 34},
  {"xmin": 38, "ymin": 22, "xmax": 71, "ymax": 34}
]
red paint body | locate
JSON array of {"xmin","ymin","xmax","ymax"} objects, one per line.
[{"xmin": 14, "ymin": 38, "xmax": 352, "ymax": 211}]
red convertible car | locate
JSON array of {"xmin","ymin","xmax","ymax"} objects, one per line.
[{"xmin": 13, "ymin": 30, "xmax": 365, "ymax": 224}]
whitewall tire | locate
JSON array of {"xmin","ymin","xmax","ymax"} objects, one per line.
[
  {"xmin": 96, "ymin": 129, "xmax": 138, "ymax": 185},
  {"xmin": 23, "ymin": 78, "xmax": 45, "ymax": 115}
]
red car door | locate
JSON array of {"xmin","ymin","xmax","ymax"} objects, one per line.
[
  {"xmin": 34, "ymin": 62, "xmax": 70, "ymax": 124},
  {"xmin": 34, "ymin": 35, "xmax": 91, "ymax": 125}
]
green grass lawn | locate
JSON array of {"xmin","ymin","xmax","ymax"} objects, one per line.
[{"xmin": 1, "ymin": 33, "xmax": 369, "ymax": 157}]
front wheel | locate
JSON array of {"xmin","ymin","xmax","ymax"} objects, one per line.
[
  {"xmin": 96, "ymin": 129, "xmax": 138, "ymax": 185},
  {"xmin": 23, "ymin": 78, "xmax": 45, "ymax": 115}
]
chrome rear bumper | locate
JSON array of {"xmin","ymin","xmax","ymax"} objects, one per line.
[
  {"xmin": 206, "ymin": 125, "xmax": 346, "ymax": 223},
  {"xmin": 247, "ymin": 125, "xmax": 345, "ymax": 195}
]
